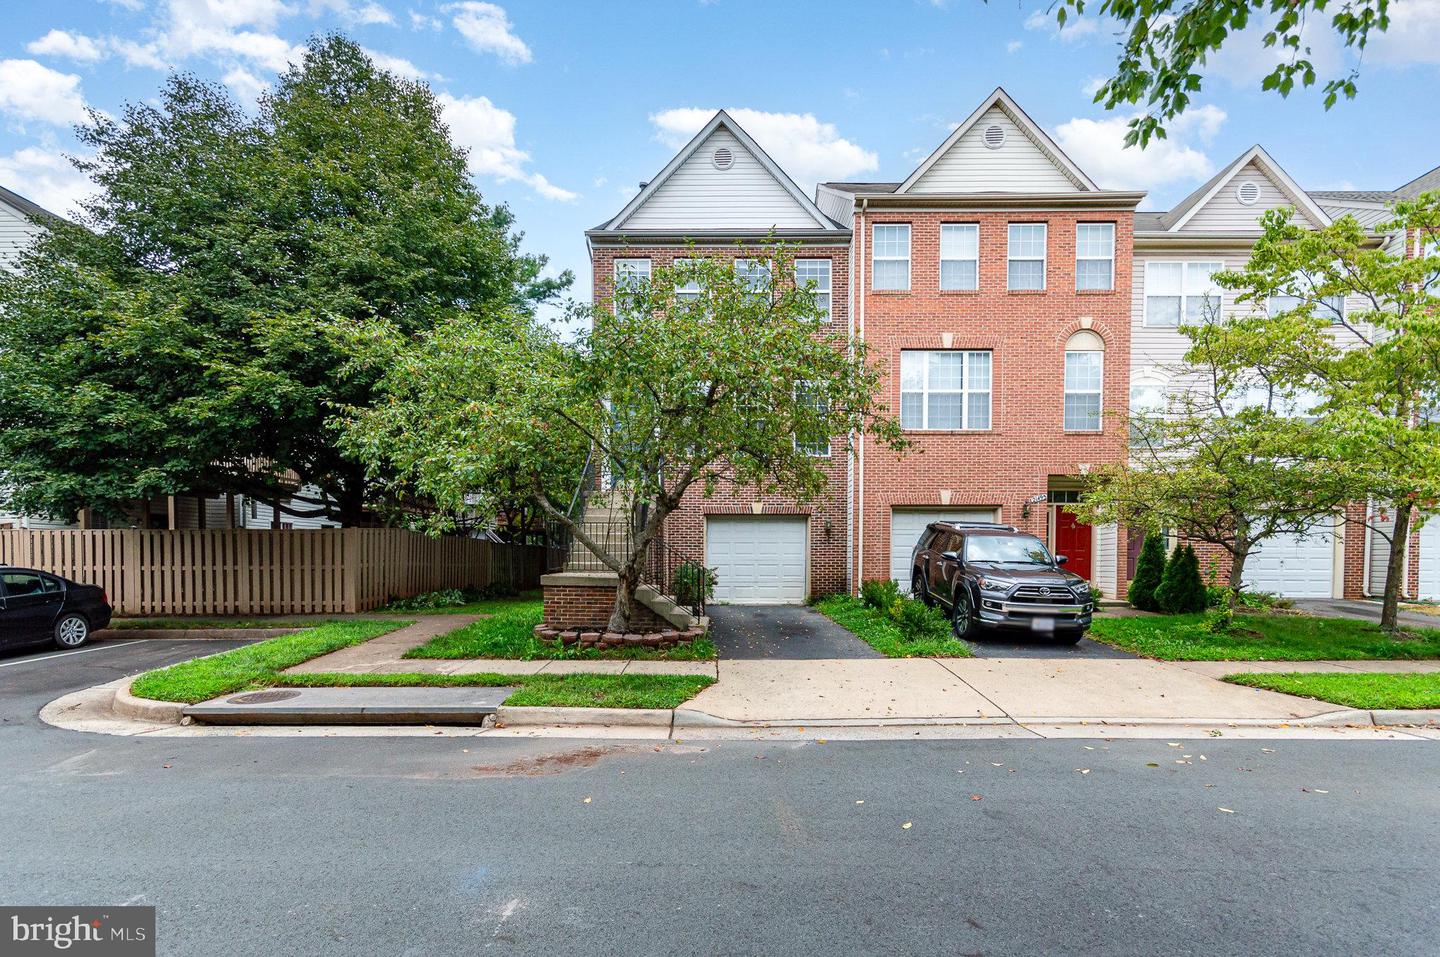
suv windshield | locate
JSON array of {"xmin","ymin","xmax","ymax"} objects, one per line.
[{"xmin": 965, "ymin": 534, "xmax": 1053, "ymax": 566}]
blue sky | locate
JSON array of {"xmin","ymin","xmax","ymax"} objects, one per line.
[{"xmin": 3, "ymin": 0, "xmax": 1439, "ymax": 299}]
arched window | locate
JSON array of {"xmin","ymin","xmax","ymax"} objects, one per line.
[
  {"xmin": 1064, "ymin": 331, "xmax": 1105, "ymax": 431},
  {"xmin": 1129, "ymin": 371, "xmax": 1168, "ymax": 447}
]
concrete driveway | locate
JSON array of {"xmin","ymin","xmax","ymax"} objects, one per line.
[
  {"xmin": 708, "ymin": 604, "xmax": 883, "ymax": 659},
  {"xmin": 1292, "ymin": 598, "xmax": 1440, "ymax": 632}
]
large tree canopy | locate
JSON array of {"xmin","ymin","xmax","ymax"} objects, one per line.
[{"xmin": 0, "ymin": 34, "xmax": 567, "ymax": 525}]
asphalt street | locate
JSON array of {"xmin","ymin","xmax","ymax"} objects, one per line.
[{"xmin": 2, "ymin": 638, "xmax": 1438, "ymax": 956}]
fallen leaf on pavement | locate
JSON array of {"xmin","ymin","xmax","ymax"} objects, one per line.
[
  {"xmin": 1146, "ymin": 762, "xmax": 1159, "ymax": 768},
  {"xmin": 991, "ymin": 762, "xmax": 1004, "ymax": 767},
  {"xmin": 1261, "ymin": 748, "xmax": 1276, "ymax": 753},
  {"xmin": 856, "ymin": 800, "xmax": 864, "ymax": 804},
  {"xmin": 1218, "ymin": 807, "xmax": 1235, "ymax": 814},
  {"xmin": 1314, "ymin": 789, "xmax": 1329, "ymax": 794},
  {"xmin": 583, "ymin": 797, "xmax": 592, "ymax": 804},
  {"xmin": 902, "ymin": 822, "xmax": 912, "ymax": 829},
  {"xmin": 970, "ymin": 794, "xmax": 983, "ymax": 801},
  {"xmin": 1168, "ymin": 743, "xmax": 1181, "ymax": 748},
  {"xmin": 1076, "ymin": 769, "xmax": 1091, "ymax": 775}
]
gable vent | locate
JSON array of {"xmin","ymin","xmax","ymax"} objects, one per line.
[
  {"xmin": 712, "ymin": 146, "xmax": 735, "ymax": 170},
  {"xmin": 1236, "ymin": 181, "xmax": 1261, "ymax": 206},
  {"xmin": 982, "ymin": 125, "xmax": 1006, "ymax": 150}
]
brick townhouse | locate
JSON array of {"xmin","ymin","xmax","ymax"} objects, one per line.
[{"xmin": 588, "ymin": 87, "xmax": 1437, "ymax": 604}]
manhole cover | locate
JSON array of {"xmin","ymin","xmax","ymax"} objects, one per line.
[{"xmin": 227, "ymin": 689, "xmax": 302, "ymax": 705}]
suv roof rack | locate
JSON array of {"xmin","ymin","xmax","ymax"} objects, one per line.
[{"xmin": 933, "ymin": 521, "xmax": 1019, "ymax": 532}]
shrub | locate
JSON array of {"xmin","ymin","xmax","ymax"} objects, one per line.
[
  {"xmin": 1127, "ymin": 534, "xmax": 1167, "ymax": 611},
  {"xmin": 889, "ymin": 595, "xmax": 949, "ymax": 641},
  {"xmin": 860, "ymin": 579, "xmax": 900, "ymax": 611},
  {"xmin": 673, "ymin": 561, "xmax": 717, "ymax": 607},
  {"xmin": 1156, "ymin": 544, "xmax": 1207, "ymax": 614},
  {"xmin": 386, "ymin": 588, "xmax": 468, "ymax": 611}
]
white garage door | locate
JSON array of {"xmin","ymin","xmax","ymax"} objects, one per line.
[
  {"xmin": 1418, "ymin": 518, "xmax": 1440, "ymax": 600},
  {"xmin": 1243, "ymin": 522, "xmax": 1336, "ymax": 598},
  {"xmin": 891, "ymin": 508, "xmax": 999, "ymax": 589},
  {"xmin": 706, "ymin": 515, "xmax": 808, "ymax": 604}
]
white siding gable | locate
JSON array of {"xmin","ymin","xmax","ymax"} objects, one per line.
[
  {"xmin": 0, "ymin": 198, "xmax": 44, "ymax": 272},
  {"xmin": 907, "ymin": 106, "xmax": 1081, "ymax": 194},
  {"xmin": 1182, "ymin": 160, "xmax": 1324, "ymax": 232},
  {"xmin": 621, "ymin": 128, "xmax": 823, "ymax": 231}
]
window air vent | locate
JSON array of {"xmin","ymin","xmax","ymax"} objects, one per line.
[
  {"xmin": 712, "ymin": 147, "xmax": 734, "ymax": 170},
  {"xmin": 1236, "ymin": 181, "xmax": 1261, "ymax": 206},
  {"xmin": 982, "ymin": 125, "xmax": 1006, "ymax": 150}
]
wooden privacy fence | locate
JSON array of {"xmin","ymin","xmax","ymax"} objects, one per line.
[{"xmin": 0, "ymin": 529, "xmax": 548, "ymax": 616}]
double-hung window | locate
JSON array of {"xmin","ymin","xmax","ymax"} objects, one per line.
[
  {"xmin": 794, "ymin": 383, "xmax": 831, "ymax": 457},
  {"xmin": 1075, "ymin": 223, "xmax": 1115, "ymax": 290},
  {"xmin": 1144, "ymin": 260, "xmax": 1222, "ymax": 326},
  {"xmin": 673, "ymin": 257, "xmax": 701, "ymax": 303},
  {"xmin": 795, "ymin": 259, "xmax": 832, "ymax": 321},
  {"xmin": 900, "ymin": 350, "xmax": 992, "ymax": 430},
  {"xmin": 735, "ymin": 259, "xmax": 772, "ymax": 301},
  {"xmin": 613, "ymin": 258, "xmax": 651, "ymax": 312},
  {"xmin": 1267, "ymin": 272, "xmax": 1345, "ymax": 324},
  {"xmin": 1007, "ymin": 223, "xmax": 1047, "ymax": 290},
  {"xmin": 872, "ymin": 224, "xmax": 910, "ymax": 290},
  {"xmin": 1063, "ymin": 351, "xmax": 1104, "ymax": 431},
  {"xmin": 940, "ymin": 224, "xmax": 979, "ymax": 291}
]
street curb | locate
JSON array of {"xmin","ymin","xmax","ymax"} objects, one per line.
[
  {"xmin": 98, "ymin": 628, "xmax": 294, "ymax": 641},
  {"xmin": 112, "ymin": 679, "xmax": 186, "ymax": 725},
  {"xmin": 1372, "ymin": 709, "xmax": 1440, "ymax": 727},
  {"xmin": 495, "ymin": 705, "xmax": 674, "ymax": 728}
]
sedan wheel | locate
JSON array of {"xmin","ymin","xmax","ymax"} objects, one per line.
[
  {"xmin": 951, "ymin": 590, "xmax": 975, "ymax": 640},
  {"xmin": 54, "ymin": 614, "xmax": 90, "ymax": 649}
]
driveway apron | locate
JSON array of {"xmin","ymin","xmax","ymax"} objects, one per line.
[{"xmin": 708, "ymin": 605, "xmax": 883, "ymax": 659}]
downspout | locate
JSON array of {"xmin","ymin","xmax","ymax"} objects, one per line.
[
  {"xmin": 856, "ymin": 198, "xmax": 868, "ymax": 592},
  {"xmin": 846, "ymin": 203, "xmax": 858, "ymax": 595},
  {"xmin": 1361, "ymin": 498, "xmax": 1374, "ymax": 597}
]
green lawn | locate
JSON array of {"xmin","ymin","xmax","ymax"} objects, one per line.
[
  {"xmin": 128, "ymin": 619, "xmax": 716, "ymax": 710},
  {"xmin": 375, "ymin": 589, "xmax": 546, "ymax": 615},
  {"xmin": 110, "ymin": 617, "xmax": 350, "ymax": 630},
  {"xmin": 814, "ymin": 595, "xmax": 973, "ymax": 658},
  {"xmin": 403, "ymin": 599, "xmax": 717, "ymax": 661},
  {"xmin": 1090, "ymin": 612, "xmax": 1440, "ymax": 661},
  {"xmin": 128, "ymin": 619, "xmax": 409, "ymax": 704},
  {"xmin": 1224, "ymin": 672, "xmax": 1440, "ymax": 710}
]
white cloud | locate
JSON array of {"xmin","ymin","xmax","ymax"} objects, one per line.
[
  {"xmin": 0, "ymin": 146, "xmax": 95, "ymax": 217},
  {"xmin": 1023, "ymin": 9, "xmax": 1106, "ymax": 42},
  {"xmin": 1052, "ymin": 104, "xmax": 1227, "ymax": 190},
  {"xmin": 223, "ymin": 66, "xmax": 270, "ymax": 104},
  {"xmin": 1006, "ymin": 39, "xmax": 1023, "ymax": 54},
  {"xmin": 648, "ymin": 107, "xmax": 878, "ymax": 190},
  {"xmin": 362, "ymin": 47, "xmax": 439, "ymax": 80},
  {"xmin": 447, "ymin": 2, "xmax": 531, "ymax": 65},
  {"xmin": 1367, "ymin": 0, "xmax": 1440, "ymax": 65},
  {"xmin": 27, "ymin": 30, "xmax": 107, "ymax": 63},
  {"xmin": 409, "ymin": 9, "xmax": 442, "ymax": 30},
  {"xmin": 109, "ymin": 37, "xmax": 170, "ymax": 71},
  {"xmin": 153, "ymin": 0, "xmax": 307, "ymax": 73},
  {"xmin": 310, "ymin": 0, "xmax": 396, "ymax": 26},
  {"xmin": 101, "ymin": 0, "xmax": 145, "ymax": 10},
  {"xmin": 1204, "ymin": 16, "xmax": 1343, "ymax": 86},
  {"xmin": 0, "ymin": 60, "xmax": 91, "ymax": 127},
  {"xmin": 1082, "ymin": 75, "xmax": 1106, "ymax": 96},
  {"xmin": 436, "ymin": 93, "xmax": 576, "ymax": 200}
]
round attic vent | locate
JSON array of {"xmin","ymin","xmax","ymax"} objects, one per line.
[
  {"xmin": 712, "ymin": 146, "xmax": 734, "ymax": 170},
  {"xmin": 1236, "ymin": 181, "xmax": 1261, "ymax": 206},
  {"xmin": 982, "ymin": 124, "xmax": 1006, "ymax": 150}
]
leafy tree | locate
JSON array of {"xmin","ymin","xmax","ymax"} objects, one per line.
[
  {"xmin": 342, "ymin": 250, "xmax": 907, "ymax": 631},
  {"xmin": 1156, "ymin": 543, "xmax": 1207, "ymax": 613},
  {"xmin": 1215, "ymin": 198, "xmax": 1440, "ymax": 631},
  {"xmin": 1127, "ymin": 532, "xmax": 1167, "ymax": 611},
  {"xmin": 1074, "ymin": 308, "xmax": 1352, "ymax": 605},
  {"xmin": 1043, "ymin": 0, "xmax": 1397, "ymax": 145},
  {"xmin": 0, "ymin": 35, "xmax": 565, "ymax": 526}
]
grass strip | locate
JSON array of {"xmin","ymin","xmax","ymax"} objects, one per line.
[
  {"xmin": 1223, "ymin": 671, "xmax": 1440, "ymax": 710},
  {"xmin": 1089, "ymin": 612, "xmax": 1440, "ymax": 661},
  {"xmin": 813, "ymin": 595, "xmax": 972, "ymax": 658},
  {"xmin": 404, "ymin": 600, "xmax": 717, "ymax": 661}
]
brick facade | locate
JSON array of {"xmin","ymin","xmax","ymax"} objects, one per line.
[
  {"xmin": 542, "ymin": 582, "xmax": 670, "ymax": 631},
  {"xmin": 851, "ymin": 208, "xmax": 1134, "ymax": 587}
]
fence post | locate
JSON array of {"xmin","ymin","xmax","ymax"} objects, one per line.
[{"xmin": 342, "ymin": 528, "xmax": 360, "ymax": 613}]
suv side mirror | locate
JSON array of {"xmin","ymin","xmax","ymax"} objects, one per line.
[
  {"xmin": 1055, "ymin": 554, "xmax": 1068, "ymax": 565},
  {"xmin": 941, "ymin": 550, "xmax": 960, "ymax": 561}
]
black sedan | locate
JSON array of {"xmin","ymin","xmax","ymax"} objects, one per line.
[{"xmin": 0, "ymin": 566, "xmax": 112, "ymax": 651}]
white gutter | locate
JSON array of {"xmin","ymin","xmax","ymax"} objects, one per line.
[
  {"xmin": 846, "ymin": 201, "xmax": 857, "ymax": 594},
  {"xmin": 856, "ymin": 198, "xmax": 868, "ymax": 593},
  {"xmin": 1362, "ymin": 499, "xmax": 1375, "ymax": 597}
]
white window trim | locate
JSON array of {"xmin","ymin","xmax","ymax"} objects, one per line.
[
  {"xmin": 672, "ymin": 257, "xmax": 703, "ymax": 302},
  {"xmin": 940, "ymin": 223, "xmax": 979, "ymax": 291},
  {"xmin": 793, "ymin": 382, "xmax": 832, "ymax": 458},
  {"xmin": 872, "ymin": 224, "xmax": 911, "ymax": 291},
  {"xmin": 900, "ymin": 350, "xmax": 992, "ymax": 431},
  {"xmin": 1142, "ymin": 260, "xmax": 1223, "ymax": 327},
  {"xmin": 795, "ymin": 258, "xmax": 833, "ymax": 322},
  {"xmin": 1266, "ymin": 272, "xmax": 1346, "ymax": 324},
  {"xmin": 1007, "ymin": 223, "xmax": 1047, "ymax": 291},
  {"xmin": 1063, "ymin": 350, "xmax": 1104, "ymax": 432},
  {"xmin": 1075, "ymin": 223, "xmax": 1115, "ymax": 291},
  {"xmin": 735, "ymin": 258, "xmax": 772, "ymax": 299}
]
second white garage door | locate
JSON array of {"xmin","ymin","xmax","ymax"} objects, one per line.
[
  {"xmin": 706, "ymin": 515, "xmax": 808, "ymax": 604},
  {"xmin": 1418, "ymin": 517, "xmax": 1440, "ymax": 600},
  {"xmin": 1243, "ymin": 521, "xmax": 1337, "ymax": 598},
  {"xmin": 891, "ymin": 508, "xmax": 999, "ymax": 589}
]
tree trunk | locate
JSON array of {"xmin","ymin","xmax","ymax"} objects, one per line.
[
  {"xmin": 604, "ymin": 499, "xmax": 673, "ymax": 633},
  {"xmin": 1227, "ymin": 546, "xmax": 1248, "ymax": 609},
  {"xmin": 608, "ymin": 565, "xmax": 639, "ymax": 633},
  {"xmin": 1380, "ymin": 504, "xmax": 1412, "ymax": 633}
]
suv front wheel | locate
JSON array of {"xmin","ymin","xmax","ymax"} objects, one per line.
[{"xmin": 950, "ymin": 587, "xmax": 976, "ymax": 640}]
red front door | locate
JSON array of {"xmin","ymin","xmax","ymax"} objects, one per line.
[{"xmin": 1053, "ymin": 507, "xmax": 1092, "ymax": 583}]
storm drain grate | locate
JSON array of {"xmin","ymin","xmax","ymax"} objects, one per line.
[{"xmin": 227, "ymin": 689, "xmax": 302, "ymax": 705}]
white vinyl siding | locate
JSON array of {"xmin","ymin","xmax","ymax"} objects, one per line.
[
  {"xmin": 872, "ymin": 224, "xmax": 910, "ymax": 290},
  {"xmin": 1183, "ymin": 160, "xmax": 1327, "ymax": 231},
  {"xmin": 1268, "ymin": 274, "xmax": 1346, "ymax": 324},
  {"xmin": 622, "ymin": 128, "xmax": 823, "ymax": 230},
  {"xmin": 0, "ymin": 199, "xmax": 45, "ymax": 272},
  {"xmin": 1093, "ymin": 523, "xmax": 1119, "ymax": 598},
  {"xmin": 1143, "ymin": 260, "xmax": 1221, "ymax": 327},
  {"xmin": 900, "ymin": 350, "xmax": 991, "ymax": 430},
  {"xmin": 1064, "ymin": 350, "xmax": 1103, "ymax": 431},
  {"xmin": 1007, "ymin": 223, "xmax": 1046, "ymax": 290},
  {"xmin": 940, "ymin": 224, "xmax": 979, "ymax": 290},
  {"xmin": 906, "ymin": 106, "xmax": 1082, "ymax": 194},
  {"xmin": 1075, "ymin": 223, "xmax": 1115, "ymax": 290},
  {"xmin": 795, "ymin": 258, "xmax": 832, "ymax": 321}
]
